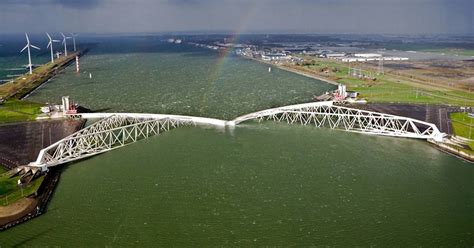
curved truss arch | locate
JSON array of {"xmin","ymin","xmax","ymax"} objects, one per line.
[
  {"xmin": 30, "ymin": 114, "xmax": 225, "ymax": 168},
  {"xmin": 30, "ymin": 102, "xmax": 445, "ymax": 169},
  {"xmin": 231, "ymin": 101, "xmax": 444, "ymax": 141}
]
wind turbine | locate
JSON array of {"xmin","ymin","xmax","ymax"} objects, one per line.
[
  {"xmin": 20, "ymin": 33, "xmax": 40, "ymax": 75},
  {"xmin": 70, "ymin": 33, "xmax": 78, "ymax": 51},
  {"xmin": 60, "ymin": 32, "xmax": 71, "ymax": 56},
  {"xmin": 46, "ymin": 33, "xmax": 60, "ymax": 63}
]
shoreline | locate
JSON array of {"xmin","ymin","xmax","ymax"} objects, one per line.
[
  {"xmin": 0, "ymin": 46, "xmax": 471, "ymax": 232},
  {"xmin": 0, "ymin": 49, "xmax": 88, "ymax": 102},
  {"xmin": 0, "ymin": 120, "xmax": 85, "ymax": 231},
  {"xmin": 240, "ymin": 54, "xmax": 474, "ymax": 161},
  {"xmin": 0, "ymin": 49, "xmax": 89, "ymax": 231},
  {"xmin": 242, "ymin": 55, "xmax": 339, "ymax": 86},
  {"xmin": 20, "ymin": 50, "xmax": 86, "ymax": 100}
]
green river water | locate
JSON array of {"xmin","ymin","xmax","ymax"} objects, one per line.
[{"xmin": 0, "ymin": 38, "xmax": 472, "ymax": 246}]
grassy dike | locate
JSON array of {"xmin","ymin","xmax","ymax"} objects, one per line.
[
  {"xmin": 450, "ymin": 112, "xmax": 474, "ymax": 150},
  {"xmin": 0, "ymin": 52, "xmax": 78, "ymax": 100},
  {"xmin": 420, "ymin": 48, "xmax": 474, "ymax": 57},
  {"xmin": 0, "ymin": 99, "xmax": 42, "ymax": 124},
  {"xmin": 0, "ymin": 52, "xmax": 79, "ymax": 124}
]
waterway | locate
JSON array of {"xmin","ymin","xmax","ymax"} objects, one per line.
[
  {"xmin": 0, "ymin": 36, "xmax": 472, "ymax": 246},
  {"xmin": 24, "ymin": 36, "xmax": 332, "ymax": 119}
]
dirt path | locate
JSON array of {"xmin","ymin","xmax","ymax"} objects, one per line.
[{"xmin": 0, "ymin": 198, "xmax": 37, "ymax": 225}]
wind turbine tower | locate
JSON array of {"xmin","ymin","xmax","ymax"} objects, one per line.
[
  {"xmin": 378, "ymin": 57, "xmax": 384, "ymax": 75},
  {"xmin": 60, "ymin": 32, "xmax": 72, "ymax": 56},
  {"xmin": 70, "ymin": 33, "xmax": 78, "ymax": 51},
  {"xmin": 20, "ymin": 33, "xmax": 40, "ymax": 74},
  {"xmin": 46, "ymin": 33, "xmax": 60, "ymax": 63}
]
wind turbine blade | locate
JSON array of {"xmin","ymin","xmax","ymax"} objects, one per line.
[
  {"xmin": 47, "ymin": 41, "xmax": 51, "ymax": 48},
  {"xmin": 60, "ymin": 32, "xmax": 65, "ymax": 38},
  {"xmin": 53, "ymin": 40, "xmax": 60, "ymax": 42},
  {"xmin": 31, "ymin": 45, "xmax": 41, "ymax": 50},
  {"xmin": 20, "ymin": 45, "xmax": 28, "ymax": 53},
  {"xmin": 25, "ymin": 33, "xmax": 30, "ymax": 44},
  {"xmin": 46, "ymin": 32, "xmax": 52, "ymax": 40}
]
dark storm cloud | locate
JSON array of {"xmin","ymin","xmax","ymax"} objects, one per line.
[
  {"xmin": 52, "ymin": 0, "xmax": 100, "ymax": 9},
  {"xmin": 1, "ymin": 0, "xmax": 99, "ymax": 9},
  {"xmin": 0, "ymin": 0, "xmax": 472, "ymax": 34},
  {"xmin": 166, "ymin": 0, "xmax": 202, "ymax": 5}
]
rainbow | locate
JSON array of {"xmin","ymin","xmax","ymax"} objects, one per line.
[{"xmin": 200, "ymin": 4, "xmax": 261, "ymax": 110}]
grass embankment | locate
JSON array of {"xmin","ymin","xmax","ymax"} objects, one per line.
[
  {"xmin": 0, "ymin": 53, "xmax": 77, "ymax": 100},
  {"xmin": 0, "ymin": 99, "xmax": 42, "ymax": 124},
  {"xmin": 450, "ymin": 112, "xmax": 474, "ymax": 151},
  {"xmin": 420, "ymin": 48, "xmax": 474, "ymax": 57},
  {"xmin": 0, "ymin": 172, "xmax": 44, "ymax": 206},
  {"xmin": 367, "ymin": 43, "xmax": 474, "ymax": 57},
  {"xmin": 0, "ymin": 53, "xmax": 78, "ymax": 123},
  {"xmin": 287, "ymin": 59, "xmax": 474, "ymax": 106}
]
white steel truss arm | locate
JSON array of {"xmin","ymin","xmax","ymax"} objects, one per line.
[{"xmin": 30, "ymin": 115, "xmax": 194, "ymax": 168}]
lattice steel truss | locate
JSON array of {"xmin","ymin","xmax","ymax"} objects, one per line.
[
  {"xmin": 31, "ymin": 115, "xmax": 194, "ymax": 168},
  {"xmin": 30, "ymin": 102, "xmax": 445, "ymax": 169},
  {"xmin": 234, "ymin": 104, "xmax": 443, "ymax": 141}
]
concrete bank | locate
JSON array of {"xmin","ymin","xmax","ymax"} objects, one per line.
[
  {"xmin": 429, "ymin": 140, "xmax": 474, "ymax": 163},
  {"xmin": 0, "ymin": 119, "xmax": 85, "ymax": 231}
]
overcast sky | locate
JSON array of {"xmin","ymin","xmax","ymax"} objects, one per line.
[{"xmin": 0, "ymin": 0, "xmax": 472, "ymax": 34}]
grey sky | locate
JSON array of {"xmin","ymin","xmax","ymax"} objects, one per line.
[{"xmin": 0, "ymin": 0, "xmax": 472, "ymax": 34}]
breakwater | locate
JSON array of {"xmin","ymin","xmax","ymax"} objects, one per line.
[{"xmin": 0, "ymin": 49, "xmax": 88, "ymax": 101}]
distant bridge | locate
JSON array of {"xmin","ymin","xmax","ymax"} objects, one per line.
[{"xmin": 29, "ymin": 102, "xmax": 444, "ymax": 169}]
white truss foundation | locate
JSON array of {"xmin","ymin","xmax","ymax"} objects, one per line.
[{"xmin": 30, "ymin": 102, "xmax": 445, "ymax": 169}]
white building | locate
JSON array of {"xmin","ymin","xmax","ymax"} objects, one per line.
[
  {"xmin": 321, "ymin": 53, "xmax": 346, "ymax": 58},
  {"xmin": 354, "ymin": 53, "xmax": 382, "ymax": 58}
]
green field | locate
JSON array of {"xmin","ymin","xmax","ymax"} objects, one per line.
[
  {"xmin": 0, "ymin": 172, "xmax": 44, "ymax": 206},
  {"xmin": 365, "ymin": 43, "xmax": 474, "ymax": 57},
  {"xmin": 0, "ymin": 99, "xmax": 42, "ymax": 123},
  {"xmin": 420, "ymin": 48, "xmax": 474, "ymax": 57},
  {"xmin": 450, "ymin": 112, "xmax": 474, "ymax": 150},
  {"xmin": 298, "ymin": 60, "xmax": 474, "ymax": 106}
]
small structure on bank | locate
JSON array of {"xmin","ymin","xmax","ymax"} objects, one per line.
[
  {"xmin": 39, "ymin": 96, "xmax": 78, "ymax": 118},
  {"xmin": 314, "ymin": 84, "xmax": 362, "ymax": 103}
]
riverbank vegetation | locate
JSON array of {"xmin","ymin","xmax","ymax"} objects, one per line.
[
  {"xmin": 0, "ymin": 171, "xmax": 44, "ymax": 206},
  {"xmin": 287, "ymin": 58, "xmax": 474, "ymax": 106},
  {"xmin": 450, "ymin": 112, "xmax": 474, "ymax": 150},
  {"xmin": 420, "ymin": 48, "xmax": 474, "ymax": 57},
  {"xmin": 0, "ymin": 52, "xmax": 79, "ymax": 124},
  {"xmin": 0, "ymin": 99, "xmax": 42, "ymax": 124},
  {"xmin": 365, "ymin": 43, "xmax": 474, "ymax": 57}
]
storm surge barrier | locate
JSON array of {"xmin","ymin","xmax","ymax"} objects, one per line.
[
  {"xmin": 230, "ymin": 101, "xmax": 444, "ymax": 141},
  {"xmin": 29, "ymin": 102, "xmax": 444, "ymax": 169},
  {"xmin": 30, "ymin": 114, "xmax": 226, "ymax": 168}
]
